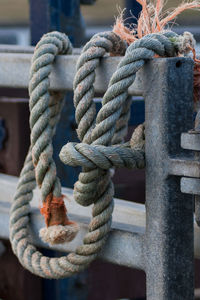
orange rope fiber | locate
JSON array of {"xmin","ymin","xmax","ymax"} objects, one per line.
[
  {"xmin": 113, "ymin": 1, "xmax": 200, "ymax": 44},
  {"xmin": 40, "ymin": 193, "xmax": 75, "ymax": 227},
  {"xmin": 113, "ymin": 1, "xmax": 200, "ymax": 103}
]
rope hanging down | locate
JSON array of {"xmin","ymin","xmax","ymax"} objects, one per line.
[{"xmin": 9, "ymin": 29, "xmax": 194, "ymax": 278}]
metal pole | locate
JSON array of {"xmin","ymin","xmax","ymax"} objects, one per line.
[
  {"xmin": 144, "ymin": 57, "xmax": 194, "ymax": 299},
  {"xmin": 29, "ymin": 0, "xmax": 86, "ymax": 47}
]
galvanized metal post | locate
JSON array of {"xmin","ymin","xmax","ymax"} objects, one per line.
[{"xmin": 144, "ymin": 58, "xmax": 194, "ymax": 299}]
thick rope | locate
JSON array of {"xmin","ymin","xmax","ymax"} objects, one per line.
[
  {"xmin": 29, "ymin": 32, "xmax": 79, "ymax": 243},
  {"xmin": 9, "ymin": 30, "xmax": 194, "ymax": 278},
  {"xmin": 9, "ymin": 31, "xmax": 140, "ymax": 279},
  {"xmin": 60, "ymin": 140, "xmax": 145, "ymax": 170},
  {"xmin": 60, "ymin": 30, "xmax": 191, "ymax": 209}
]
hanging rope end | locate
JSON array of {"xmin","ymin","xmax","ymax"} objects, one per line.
[
  {"xmin": 40, "ymin": 194, "xmax": 79, "ymax": 245},
  {"xmin": 176, "ymin": 31, "xmax": 196, "ymax": 55},
  {"xmin": 39, "ymin": 223, "xmax": 79, "ymax": 245}
]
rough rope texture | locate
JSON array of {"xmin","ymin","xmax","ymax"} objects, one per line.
[
  {"xmin": 29, "ymin": 31, "xmax": 79, "ymax": 244},
  {"xmin": 60, "ymin": 30, "xmax": 192, "ymax": 210},
  {"xmin": 9, "ymin": 30, "xmax": 192, "ymax": 278}
]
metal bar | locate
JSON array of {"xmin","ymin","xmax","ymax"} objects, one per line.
[
  {"xmin": 181, "ymin": 177, "xmax": 200, "ymax": 195},
  {"xmin": 0, "ymin": 202, "xmax": 144, "ymax": 270},
  {"xmin": 0, "ymin": 45, "xmax": 35, "ymax": 53},
  {"xmin": 1, "ymin": 173, "xmax": 200, "ymax": 262},
  {"xmin": 181, "ymin": 132, "xmax": 200, "ymax": 151},
  {"xmin": 144, "ymin": 57, "xmax": 194, "ymax": 299},
  {"xmin": 0, "ymin": 45, "xmax": 81, "ymax": 54},
  {"xmin": 168, "ymin": 158, "xmax": 200, "ymax": 178},
  {"xmin": 0, "ymin": 173, "xmax": 144, "ymax": 270},
  {"xmin": 0, "ymin": 52, "xmax": 143, "ymax": 95},
  {"xmin": 179, "ymin": 118, "xmax": 200, "ymax": 227},
  {"xmin": 191, "ymin": 110, "xmax": 200, "ymax": 228},
  {"xmin": 0, "ymin": 174, "xmax": 200, "ymax": 260},
  {"xmin": 195, "ymin": 197, "xmax": 200, "ymax": 226},
  {"xmin": 0, "ymin": 173, "xmax": 146, "ymax": 233}
]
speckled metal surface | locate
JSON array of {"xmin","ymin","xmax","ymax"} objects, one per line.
[{"xmin": 145, "ymin": 57, "xmax": 194, "ymax": 300}]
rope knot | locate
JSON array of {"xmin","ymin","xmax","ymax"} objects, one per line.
[
  {"xmin": 12, "ymin": 28, "xmax": 192, "ymax": 279},
  {"xmin": 59, "ymin": 124, "xmax": 145, "ymax": 206},
  {"xmin": 90, "ymin": 31, "xmax": 127, "ymax": 57},
  {"xmin": 168, "ymin": 31, "xmax": 196, "ymax": 55},
  {"xmin": 125, "ymin": 31, "xmax": 196, "ymax": 61}
]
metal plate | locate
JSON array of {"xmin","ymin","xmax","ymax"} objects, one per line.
[
  {"xmin": 181, "ymin": 177, "xmax": 200, "ymax": 195},
  {"xmin": 181, "ymin": 132, "xmax": 200, "ymax": 151}
]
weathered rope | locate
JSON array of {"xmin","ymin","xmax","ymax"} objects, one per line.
[
  {"xmin": 9, "ymin": 29, "xmax": 194, "ymax": 278},
  {"xmin": 29, "ymin": 32, "xmax": 79, "ymax": 244},
  {"xmin": 9, "ymin": 31, "xmax": 142, "ymax": 279},
  {"xmin": 60, "ymin": 30, "xmax": 194, "ymax": 209}
]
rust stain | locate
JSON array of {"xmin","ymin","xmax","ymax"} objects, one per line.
[{"xmin": 40, "ymin": 193, "xmax": 76, "ymax": 227}]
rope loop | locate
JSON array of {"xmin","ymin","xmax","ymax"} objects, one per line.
[
  {"xmin": 60, "ymin": 31, "xmax": 185, "ymax": 209},
  {"xmin": 9, "ymin": 30, "xmax": 192, "ymax": 278}
]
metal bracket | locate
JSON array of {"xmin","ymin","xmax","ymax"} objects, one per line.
[
  {"xmin": 0, "ymin": 118, "xmax": 6, "ymax": 150},
  {"xmin": 180, "ymin": 132, "xmax": 200, "ymax": 192},
  {"xmin": 181, "ymin": 131, "xmax": 200, "ymax": 227}
]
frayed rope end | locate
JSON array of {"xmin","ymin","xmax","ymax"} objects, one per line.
[
  {"xmin": 40, "ymin": 193, "xmax": 79, "ymax": 245},
  {"xmin": 113, "ymin": 1, "xmax": 200, "ymax": 45},
  {"xmin": 40, "ymin": 223, "xmax": 79, "ymax": 245},
  {"xmin": 175, "ymin": 31, "xmax": 196, "ymax": 54}
]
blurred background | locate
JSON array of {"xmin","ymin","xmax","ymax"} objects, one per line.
[
  {"xmin": 0, "ymin": 0, "xmax": 200, "ymax": 45},
  {"xmin": 0, "ymin": 0, "xmax": 199, "ymax": 300}
]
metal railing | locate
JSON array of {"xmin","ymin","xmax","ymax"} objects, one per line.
[{"xmin": 0, "ymin": 45, "xmax": 199, "ymax": 299}]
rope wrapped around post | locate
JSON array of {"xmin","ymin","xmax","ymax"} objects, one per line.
[{"xmin": 9, "ymin": 29, "xmax": 194, "ymax": 279}]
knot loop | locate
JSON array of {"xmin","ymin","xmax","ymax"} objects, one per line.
[
  {"xmin": 9, "ymin": 31, "xmax": 131, "ymax": 279},
  {"xmin": 73, "ymin": 31, "xmax": 126, "ymax": 144},
  {"xmin": 9, "ymin": 29, "xmax": 188, "ymax": 279},
  {"xmin": 126, "ymin": 32, "xmax": 178, "ymax": 57},
  {"xmin": 60, "ymin": 140, "xmax": 145, "ymax": 170},
  {"xmin": 60, "ymin": 124, "xmax": 145, "ymax": 205},
  {"xmin": 63, "ymin": 31, "xmax": 185, "ymax": 208}
]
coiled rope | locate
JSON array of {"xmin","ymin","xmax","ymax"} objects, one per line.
[{"xmin": 9, "ymin": 30, "xmax": 194, "ymax": 278}]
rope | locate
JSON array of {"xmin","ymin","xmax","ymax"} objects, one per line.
[
  {"xmin": 9, "ymin": 30, "xmax": 194, "ymax": 278},
  {"xmin": 60, "ymin": 30, "xmax": 192, "ymax": 209}
]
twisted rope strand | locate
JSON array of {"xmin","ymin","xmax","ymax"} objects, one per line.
[
  {"xmin": 9, "ymin": 31, "xmax": 130, "ymax": 278},
  {"xmin": 10, "ymin": 30, "xmax": 193, "ymax": 279}
]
